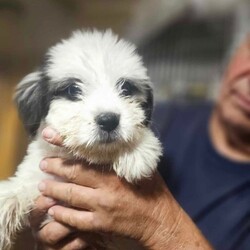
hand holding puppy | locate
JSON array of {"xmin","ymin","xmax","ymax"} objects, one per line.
[
  {"xmin": 30, "ymin": 196, "xmax": 91, "ymax": 250},
  {"xmin": 34, "ymin": 128, "xmax": 212, "ymax": 250}
]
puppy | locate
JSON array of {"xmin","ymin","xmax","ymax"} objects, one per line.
[{"xmin": 0, "ymin": 30, "xmax": 162, "ymax": 250}]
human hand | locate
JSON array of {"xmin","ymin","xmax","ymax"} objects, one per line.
[
  {"xmin": 30, "ymin": 195, "xmax": 90, "ymax": 250},
  {"xmin": 39, "ymin": 127, "xmax": 212, "ymax": 250},
  {"xmin": 39, "ymin": 128, "xmax": 182, "ymax": 249}
]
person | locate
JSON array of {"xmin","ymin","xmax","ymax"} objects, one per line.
[{"xmin": 31, "ymin": 37, "xmax": 250, "ymax": 249}]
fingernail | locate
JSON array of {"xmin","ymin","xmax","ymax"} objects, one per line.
[
  {"xmin": 39, "ymin": 160, "xmax": 47, "ymax": 171},
  {"xmin": 38, "ymin": 182, "xmax": 46, "ymax": 192},
  {"xmin": 48, "ymin": 208, "xmax": 54, "ymax": 216},
  {"xmin": 42, "ymin": 128, "xmax": 56, "ymax": 140}
]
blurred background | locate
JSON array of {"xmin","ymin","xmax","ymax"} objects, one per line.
[{"xmin": 0, "ymin": 0, "xmax": 250, "ymax": 249}]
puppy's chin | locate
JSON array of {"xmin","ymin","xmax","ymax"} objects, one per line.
[
  {"xmin": 66, "ymin": 142, "xmax": 122, "ymax": 165},
  {"xmin": 62, "ymin": 129, "xmax": 144, "ymax": 165},
  {"xmin": 97, "ymin": 130, "xmax": 121, "ymax": 144}
]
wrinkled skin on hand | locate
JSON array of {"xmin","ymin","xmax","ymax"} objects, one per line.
[
  {"xmin": 38, "ymin": 157, "xmax": 174, "ymax": 248},
  {"xmin": 31, "ymin": 127, "xmax": 212, "ymax": 250}
]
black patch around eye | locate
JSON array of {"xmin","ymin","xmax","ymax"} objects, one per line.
[
  {"xmin": 117, "ymin": 79, "xmax": 139, "ymax": 97},
  {"xmin": 54, "ymin": 78, "xmax": 82, "ymax": 101}
]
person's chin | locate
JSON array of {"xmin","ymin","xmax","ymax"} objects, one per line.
[
  {"xmin": 232, "ymin": 90, "xmax": 250, "ymax": 115},
  {"xmin": 219, "ymin": 99, "xmax": 250, "ymax": 132}
]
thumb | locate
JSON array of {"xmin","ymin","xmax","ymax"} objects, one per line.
[{"xmin": 42, "ymin": 127, "xmax": 64, "ymax": 147}]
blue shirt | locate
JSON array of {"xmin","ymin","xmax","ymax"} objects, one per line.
[{"xmin": 152, "ymin": 102, "xmax": 250, "ymax": 250}]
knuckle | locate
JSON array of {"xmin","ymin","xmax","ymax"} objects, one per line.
[
  {"xmin": 91, "ymin": 213, "xmax": 112, "ymax": 233},
  {"xmin": 66, "ymin": 184, "xmax": 76, "ymax": 205},
  {"xmin": 67, "ymin": 163, "xmax": 78, "ymax": 182},
  {"xmin": 71, "ymin": 238, "xmax": 88, "ymax": 250},
  {"xmin": 97, "ymin": 195, "xmax": 115, "ymax": 213},
  {"xmin": 66, "ymin": 212, "xmax": 78, "ymax": 228},
  {"xmin": 91, "ymin": 214, "xmax": 101, "ymax": 230},
  {"xmin": 104, "ymin": 213, "xmax": 114, "ymax": 230},
  {"xmin": 42, "ymin": 227, "xmax": 58, "ymax": 245},
  {"xmin": 85, "ymin": 213, "xmax": 98, "ymax": 231}
]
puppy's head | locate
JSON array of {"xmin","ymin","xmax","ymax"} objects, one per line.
[{"xmin": 15, "ymin": 30, "xmax": 154, "ymax": 163}]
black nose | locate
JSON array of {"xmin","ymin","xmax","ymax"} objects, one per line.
[{"xmin": 95, "ymin": 112, "xmax": 120, "ymax": 132}]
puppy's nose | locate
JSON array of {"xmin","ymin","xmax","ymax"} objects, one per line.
[{"xmin": 95, "ymin": 112, "xmax": 120, "ymax": 132}]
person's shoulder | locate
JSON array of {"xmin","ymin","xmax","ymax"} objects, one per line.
[
  {"xmin": 152, "ymin": 100, "xmax": 214, "ymax": 137},
  {"xmin": 153, "ymin": 100, "xmax": 213, "ymax": 118}
]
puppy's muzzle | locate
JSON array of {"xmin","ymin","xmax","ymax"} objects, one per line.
[{"xmin": 95, "ymin": 112, "xmax": 120, "ymax": 132}]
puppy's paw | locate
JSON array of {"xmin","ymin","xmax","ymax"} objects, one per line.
[
  {"xmin": 0, "ymin": 183, "xmax": 33, "ymax": 250},
  {"xmin": 113, "ymin": 129, "xmax": 162, "ymax": 183},
  {"xmin": 0, "ymin": 197, "xmax": 23, "ymax": 250}
]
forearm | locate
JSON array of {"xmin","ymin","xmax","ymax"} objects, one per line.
[
  {"xmin": 142, "ymin": 191, "xmax": 213, "ymax": 250},
  {"xmin": 150, "ymin": 212, "xmax": 212, "ymax": 249}
]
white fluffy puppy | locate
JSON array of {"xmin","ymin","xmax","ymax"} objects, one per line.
[{"xmin": 0, "ymin": 30, "xmax": 162, "ymax": 249}]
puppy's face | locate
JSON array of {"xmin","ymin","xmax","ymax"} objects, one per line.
[{"xmin": 15, "ymin": 30, "xmax": 153, "ymax": 162}]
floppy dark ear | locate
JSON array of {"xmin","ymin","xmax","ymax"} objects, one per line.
[
  {"xmin": 141, "ymin": 84, "xmax": 153, "ymax": 126},
  {"xmin": 14, "ymin": 71, "xmax": 48, "ymax": 137}
]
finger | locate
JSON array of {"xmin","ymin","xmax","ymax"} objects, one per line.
[
  {"xmin": 53, "ymin": 232, "xmax": 99, "ymax": 250},
  {"xmin": 34, "ymin": 195, "xmax": 56, "ymax": 214},
  {"xmin": 39, "ymin": 158, "xmax": 99, "ymax": 188},
  {"xmin": 38, "ymin": 180, "xmax": 96, "ymax": 210},
  {"xmin": 57, "ymin": 236, "xmax": 89, "ymax": 250},
  {"xmin": 42, "ymin": 127, "xmax": 63, "ymax": 146},
  {"xmin": 30, "ymin": 196, "xmax": 56, "ymax": 229},
  {"xmin": 48, "ymin": 205, "xmax": 95, "ymax": 232},
  {"xmin": 37, "ymin": 220, "xmax": 74, "ymax": 246}
]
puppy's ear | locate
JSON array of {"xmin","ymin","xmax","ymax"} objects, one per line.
[
  {"xmin": 142, "ymin": 84, "xmax": 153, "ymax": 126},
  {"xmin": 14, "ymin": 71, "xmax": 48, "ymax": 137}
]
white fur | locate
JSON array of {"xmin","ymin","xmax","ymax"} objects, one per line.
[{"xmin": 0, "ymin": 30, "xmax": 162, "ymax": 249}]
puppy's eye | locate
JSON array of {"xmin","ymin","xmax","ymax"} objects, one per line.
[
  {"xmin": 119, "ymin": 79, "xmax": 138, "ymax": 97},
  {"xmin": 55, "ymin": 83, "xmax": 82, "ymax": 101},
  {"xmin": 66, "ymin": 84, "xmax": 82, "ymax": 97}
]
